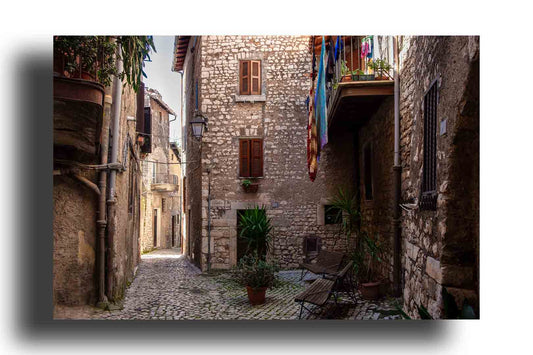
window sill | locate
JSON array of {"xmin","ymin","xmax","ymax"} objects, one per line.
[{"xmin": 235, "ymin": 94, "xmax": 266, "ymax": 103}]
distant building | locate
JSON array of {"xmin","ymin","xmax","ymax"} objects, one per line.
[{"xmin": 139, "ymin": 88, "xmax": 178, "ymax": 252}]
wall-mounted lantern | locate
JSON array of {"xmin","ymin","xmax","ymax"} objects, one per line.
[{"xmin": 190, "ymin": 112, "xmax": 208, "ymax": 139}]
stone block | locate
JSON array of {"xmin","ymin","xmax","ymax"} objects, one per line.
[{"xmin": 425, "ymin": 256, "xmax": 442, "ymax": 283}]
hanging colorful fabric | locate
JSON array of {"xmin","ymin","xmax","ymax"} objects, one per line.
[
  {"xmin": 314, "ymin": 36, "xmax": 328, "ymax": 160},
  {"xmin": 307, "ymin": 84, "xmax": 318, "ymax": 182}
]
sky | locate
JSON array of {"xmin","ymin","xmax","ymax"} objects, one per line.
[{"xmin": 144, "ymin": 36, "xmax": 182, "ymax": 146}]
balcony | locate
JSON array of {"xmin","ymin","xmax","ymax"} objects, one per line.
[
  {"xmin": 53, "ymin": 37, "xmax": 110, "ymax": 160},
  {"xmin": 311, "ymin": 36, "xmax": 395, "ymax": 132},
  {"xmin": 151, "ymin": 173, "xmax": 179, "ymax": 192}
]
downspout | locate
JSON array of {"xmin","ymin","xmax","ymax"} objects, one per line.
[
  {"xmin": 106, "ymin": 42, "xmax": 124, "ymax": 301},
  {"xmin": 392, "ymin": 36, "xmax": 402, "ymax": 297},
  {"xmin": 207, "ymin": 167, "xmax": 211, "ymax": 272},
  {"xmin": 96, "ymin": 63, "xmax": 113, "ymax": 308}
]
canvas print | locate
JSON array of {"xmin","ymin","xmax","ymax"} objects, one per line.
[{"xmin": 53, "ymin": 35, "xmax": 479, "ymax": 320}]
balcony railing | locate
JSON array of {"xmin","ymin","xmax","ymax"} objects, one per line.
[
  {"xmin": 311, "ymin": 35, "xmax": 395, "ymax": 128},
  {"xmin": 151, "ymin": 173, "xmax": 179, "ymax": 186}
]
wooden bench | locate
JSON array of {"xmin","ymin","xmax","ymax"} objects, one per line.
[
  {"xmin": 294, "ymin": 261, "xmax": 353, "ymax": 319},
  {"xmin": 299, "ymin": 250, "xmax": 344, "ymax": 280}
]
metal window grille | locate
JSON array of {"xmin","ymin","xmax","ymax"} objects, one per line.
[{"xmin": 420, "ymin": 79, "xmax": 438, "ymax": 210}]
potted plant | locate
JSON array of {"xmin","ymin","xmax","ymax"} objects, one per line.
[
  {"xmin": 235, "ymin": 253, "xmax": 279, "ymax": 305},
  {"xmin": 241, "ymin": 179, "xmax": 259, "ymax": 193},
  {"xmin": 358, "ymin": 233, "xmax": 384, "ymax": 300},
  {"xmin": 351, "ymin": 69, "xmax": 364, "ymax": 81},
  {"xmin": 54, "ymin": 36, "xmax": 156, "ymax": 91},
  {"xmin": 367, "ymin": 59, "xmax": 392, "ymax": 80},
  {"xmin": 340, "ymin": 60, "xmax": 352, "ymax": 82}
]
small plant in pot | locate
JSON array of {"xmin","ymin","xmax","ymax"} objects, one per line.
[
  {"xmin": 358, "ymin": 232, "xmax": 384, "ymax": 300},
  {"xmin": 351, "ymin": 69, "xmax": 364, "ymax": 81},
  {"xmin": 367, "ymin": 59, "xmax": 392, "ymax": 80},
  {"xmin": 340, "ymin": 60, "xmax": 352, "ymax": 82},
  {"xmin": 235, "ymin": 253, "xmax": 279, "ymax": 305},
  {"xmin": 241, "ymin": 178, "xmax": 259, "ymax": 193}
]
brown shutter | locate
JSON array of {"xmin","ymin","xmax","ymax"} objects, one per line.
[
  {"xmin": 239, "ymin": 139, "xmax": 250, "ymax": 177},
  {"xmin": 251, "ymin": 60, "xmax": 261, "ymax": 95},
  {"xmin": 136, "ymin": 82, "xmax": 145, "ymax": 133},
  {"xmin": 240, "ymin": 61, "xmax": 250, "ymax": 95},
  {"xmin": 250, "ymin": 139, "xmax": 263, "ymax": 177}
]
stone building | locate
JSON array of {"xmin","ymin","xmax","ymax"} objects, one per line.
[
  {"xmin": 308, "ymin": 35, "xmax": 479, "ymax": 319},
  {"xmin": 139, "ymin": 88, "xmax": 178, "ymax": 252},
  {"xmin": 172, "ymin": 35, "xmax": 479, "ymax": 319},
  {"xmin": 53, "ymin": 38, "xmax": 146, "ymax": 308},
  {"xmin": 169, "ymin": 142, "xmax": 184, "ymax": 250},
  {"xmin": 172, "ymin": 36, "xmax": 353, "ymax": 271}
]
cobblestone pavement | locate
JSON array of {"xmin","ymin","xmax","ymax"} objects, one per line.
[{"xmin": 87, "ymin": 249, "xmax": 403, "ymax": 320}]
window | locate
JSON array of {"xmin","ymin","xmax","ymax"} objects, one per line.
[
  {"xmin": 239, "ymin": 138, "xmax": 263, "ymax": 177},
  {"xmin": 421, "ymin": 79, "xmax": 438, "ymax": 210},
  {"xmin": 239, "ymin": 60, "xmax": 261, "ymax": 95},
  {"xmin": 363, "ymin": 142, "xmax": 373, "ymax": 200},
  {"xmin": 324, "ymin": 205, "xmax": 341, "ymax": 225},
  {"xmin": 303, "ymin": 236, "xmax": 321, "ymax": 260}
]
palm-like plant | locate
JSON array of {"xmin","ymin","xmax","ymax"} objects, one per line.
[
  {"xmin": 238, "ymin": 206, "xmax": 272, "ymax": 259},
  {"xmin": 327, "ymin": 187, "xmax": 360, "ymax": 246}
]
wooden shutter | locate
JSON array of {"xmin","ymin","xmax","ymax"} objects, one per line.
[
  {"xmin": 239, "ymin": 139, "xmax": 250, "ymax": 177},
  {"xmin": 250, "ymin": 139, "xmax": 263, "ymax": 177},
  {"xmin": 136, "ymin": 82, "xmax": 145, "ymax": 133},
  {"xmin": 141, "ymin": 107, "xmax": 152, "ymax": 153},
  {"xmin": 251, "ymin": 60, "xmax": 261, "ymax": 95},
  {"xmin": 240, "ymin": 61, "xmax": 250, "ymax": 95}
]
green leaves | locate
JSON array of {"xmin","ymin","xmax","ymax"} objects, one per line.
[
  {"xmin": 119, "ymin": 36, "xmax": 156, "ymax": 93},
  {"xmin": 54, "ymin": 36, "xmax": 156, "ymax": 92},
  {"xmin": 238, "ymin": 206, "xmax": 272, "ymax": 259},
  {"xmin": 235, "ymin": 253, "xmax": 279, "ymax": 289}
]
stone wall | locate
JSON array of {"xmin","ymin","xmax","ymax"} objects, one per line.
[
  {"xmin": 188, "ymin": 36, "xmax": 353, "ymax": 270},
  {"xmin": 398, "ymin": 36, "xmax": 479, "ymax": 318},
  {"xmin": 53, "ymin": 174, "xmax": 98, "ymax": 305},
  {"xmin": 357, "ymin": 97, "xmax": 395, "ymax": 288},
  {"xmin": 106, "ymin": 84, "xmax": 142, "ymax": 301}
]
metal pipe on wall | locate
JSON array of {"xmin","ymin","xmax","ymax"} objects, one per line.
[
  {"xmin": 105, "ymin": 42, "xmax": 124, "ymax": 301},
  {"xmin": 392, "ymin": 36, "xmax": 402, "ymax": 297},
  {"xmin": 207, "ymin": 167, "xmax": 211, "ymax": 272}
]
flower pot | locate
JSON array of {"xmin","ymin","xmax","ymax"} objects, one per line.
[
  {"xmin": 246, "ymin": 286, "xmax": 267, "ymax": 305},
  {"xmin": 242, "ymin": 183, "xmax": 259, "ymax": 193},
  {"xmin": 360, "ymin": 281, "xmax": 381, "ymax": 300},
  {"xmin": 359, "ymin": 74, "xmax": 375, "ymax": 81},
  {"xmin": 341, "ymin": 74, "xmax": 352, "ymax": 82},
  {"xmin": 351, "ymin": 74, "xmax": 360, "ymax": 81}
]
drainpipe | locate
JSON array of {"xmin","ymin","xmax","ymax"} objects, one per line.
[
  {"xmin": 392, "ymin": 36, "xmax": 402, "ymax": 297},
  {"xmin": 106, "ymin": 42, "xmax": 123, "ymax": 301},
  {"xmin": 207, "ymin": 167, "xmax": 211, "ymax": 272}
]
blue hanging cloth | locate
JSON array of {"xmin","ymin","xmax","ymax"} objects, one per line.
[
  {"xmin": 315, "ymin": 36, "xmax": 328, "ymax": 159},
  {"xmin": 334, "ymin": 36, "xmax": 341, "ymax": 61}
]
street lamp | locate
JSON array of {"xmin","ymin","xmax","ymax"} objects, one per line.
[{"xmin": 190, "ymin": 112, "xmax": 208, "ymax": 139}]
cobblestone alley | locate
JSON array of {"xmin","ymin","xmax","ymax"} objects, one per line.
[{"xmin": 57, "ymin": 249, "xmax": 403, "ymax": 320}]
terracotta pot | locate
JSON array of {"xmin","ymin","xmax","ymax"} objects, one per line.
[
  {"xmin": 246, "ymin": 286, "xmax": 267, "ymax": 305},
  {"xmin": 360, "ymin": 281, "xmax": 381, "ymax": 300},
  {"xmin": 341, "ymin": 74, "xmax": 352, "ymax": 82}
]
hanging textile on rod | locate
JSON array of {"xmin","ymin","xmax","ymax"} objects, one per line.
[
  {"xmin": 315, "ymin": 36, "xmax": 328, "ymax": 159},
  {"xmin": 307, "ymin": 82, "xmax": 318, "ymax": 182}
]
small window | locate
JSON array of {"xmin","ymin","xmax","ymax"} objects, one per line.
[
  {"xmin": 162, "ymin": 198, "xmax": 166, "ymax": 212},
  {"xmin": 239, "ymin": 60, "xmax": 261, "ymax": 95},
  {"xmin": 303, "ymin": 236, "xmax": 321, "ymax": 258},
  {"xmin": 324, "ymin": 205, "xmax": 341, "ymax": 225},
  {"xmin": 363, "ymin": 143, "xmax": 373, "ymax": 200},
  {"xmin": 421, "ymin": 79, "xmax": 438, "ymax": 210},
  {"xmin": 239, "ymin": 138, "xmax": 263, "ymax": 177}
]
